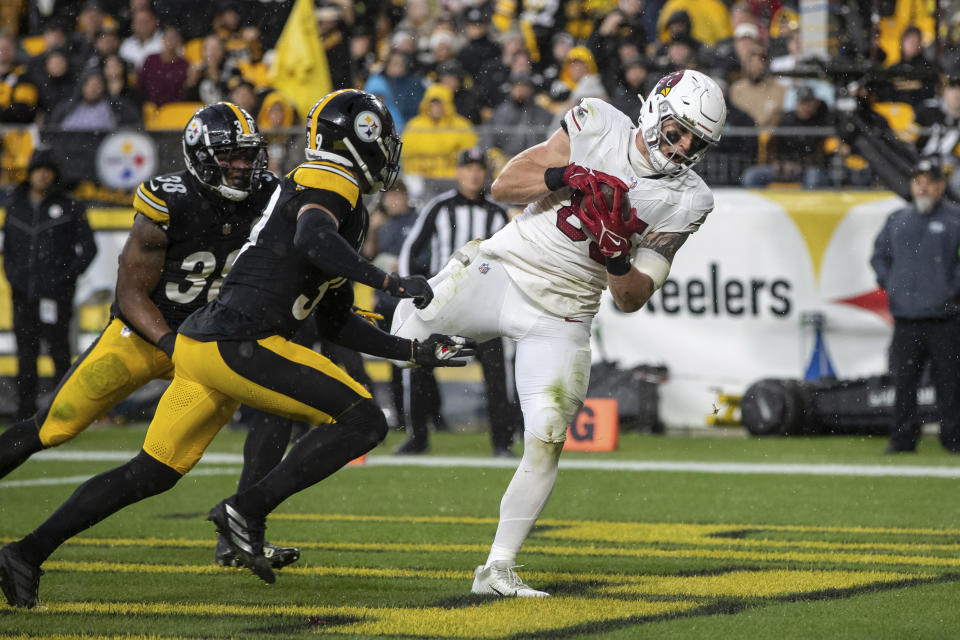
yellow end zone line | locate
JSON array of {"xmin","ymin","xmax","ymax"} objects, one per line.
[{"xmin": 7, "ymin": 536, "xmax": 960, "ymax": 558}]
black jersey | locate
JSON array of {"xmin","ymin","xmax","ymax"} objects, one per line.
[
  {"xmin": 112, "ymin": 170, "xmax": 279, "ymax": 332},
  {"xmin": 180, "ymin": 159, "xmax": 368, "ymax": 341}
]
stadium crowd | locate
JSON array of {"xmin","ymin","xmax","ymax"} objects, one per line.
[{"xmin": 0, "ymin": 0, "xmax": 956, "ymax": 192}]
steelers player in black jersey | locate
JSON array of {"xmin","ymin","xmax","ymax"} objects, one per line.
[{"xmin": 0, "ymin": 90, "xmax": 476, "ymax": 606}]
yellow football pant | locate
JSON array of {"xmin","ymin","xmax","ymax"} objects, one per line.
[
  {"xmin": 143, "ymin": 334, "xmax": 371, "ymax": 474},
  {"xmin": 37, "ymin": 318, "xmax": 173, "ymax": 448}
]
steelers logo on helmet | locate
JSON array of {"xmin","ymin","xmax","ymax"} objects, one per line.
[
  {"xmin": 185, "ymin": 118, "xmax": 202, "ymax": 146},
  {"xmin": 354, "ymin": 111, "xmax": 382, "ymax": 143}
]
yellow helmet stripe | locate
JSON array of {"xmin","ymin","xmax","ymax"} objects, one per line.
[
  {"xmin": 308, "ymin": 89, "xmax": 353, "ymax": 152},
  {"xmin": 219, "ymin": 102, "xmax": 251, "ymax": 134}
]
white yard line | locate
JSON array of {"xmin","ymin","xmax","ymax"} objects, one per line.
[{"xmin": 0, "ymin": 450, "xmax": 956, "ymax": 488}]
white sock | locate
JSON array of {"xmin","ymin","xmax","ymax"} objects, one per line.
[{"xmin": 485, "ymin": 432, "xmax": 563, "ymax": 567}]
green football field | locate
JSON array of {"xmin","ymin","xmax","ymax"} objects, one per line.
[{"xmin": 1, "ymin": 423, "xmax": 959, "ymax": 639}]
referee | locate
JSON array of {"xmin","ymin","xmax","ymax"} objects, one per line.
[{"xmin": 393, "ymin": 147, "xmax": 521, "ymax": 456}]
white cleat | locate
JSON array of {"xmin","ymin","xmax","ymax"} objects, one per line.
[{"xmin": 471, "ymin": 561, "xmax": 550, "ymax": 597}]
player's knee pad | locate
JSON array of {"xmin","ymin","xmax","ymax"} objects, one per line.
[
  {"xmin": 338, "ymin": 399, "xmax": 389, "ymax": 447},
  {"xmin": 125, "ymin": 450, "xmax": 183, "ymax": 498}
]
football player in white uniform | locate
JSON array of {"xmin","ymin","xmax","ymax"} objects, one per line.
[{"xmin": 392, "ymin": 69, "xmax": 727, "ymax": 597}]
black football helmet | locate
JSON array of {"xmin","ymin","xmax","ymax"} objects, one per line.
[
  {"xmin": 182, "ymin": 102, "xmax": 267, "ymax": 201},
  {"xmin": 305, "ymin": 89, "xmax": 401, "ymax": 193}
]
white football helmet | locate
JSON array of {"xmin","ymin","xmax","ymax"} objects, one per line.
[{"xmin": 638, "ymin": 69, "xmax": 727, "ymax": 175}]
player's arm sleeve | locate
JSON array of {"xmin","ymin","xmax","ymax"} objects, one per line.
[
  {"xmin": 293, "ymin": 189, "xmax": 392, "ymax": 291},
  {"xmin": 870, "ymin": 217, "xmax": 893, "ymax": 289},
  {"xmin": 314, "ymin": 280, "xmax": 414, "ymax": 361},
  {"xmin": 561, "ymin": 97, "xmax": 610, "ymax": 144},
  {"xmin": 115, "ymin": 213, "xmax": 172, "ymax": 345}
]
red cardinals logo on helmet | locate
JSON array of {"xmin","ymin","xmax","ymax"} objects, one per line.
[{"xmin": 656, "ymin": 70, "xmax": 685, "ymax": 97}]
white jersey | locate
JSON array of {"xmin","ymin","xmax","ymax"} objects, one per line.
[{"xmin": 480, "ymin": 98, "xmax": 714, "ymax": 318}]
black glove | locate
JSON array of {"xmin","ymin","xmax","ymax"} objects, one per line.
[
  {"xmin": 156, "ymin": 332, "xmax": 176, "ymax": 359},
  {"xmin": 410, "ymin": 334, "xmax": 477, "ymax": 367},
  {"xmin": 384, "ymin": 273, "xmax": 434, "ymax": 309}
]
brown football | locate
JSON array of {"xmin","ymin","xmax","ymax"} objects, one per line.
[{"xmin": 597, "ymin": 183, "xmax": 629, "ymax": 221}]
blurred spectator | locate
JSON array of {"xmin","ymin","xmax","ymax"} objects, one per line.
[
  {"xmin": 401, "ymin": 83, "xmax": 478, "ymax": 179},
  {"xmin": 233, "ymin": 26, "xmax": 270, "ymax": 89},
  {"xmin": 730, "ymin": 49, "xmax": 785, "ymax": 129},
  {"xmin": 49, "ymin": 69, "xmax": 140, "ymax": 130},
  {"xmin": 364, "ymin": 71, "xmax": 408, "ymax": 133},
  {"xmin": 588, "ymin": 0, "xmax": 646, "ymax": 77},
  {"xmin": 257, "ymin": 89, "xmax": 298, "ymax": 174},
  {"xmin": 25, "ymin": 17, "xmax": 71, "ymax": 78},
  {"xmin": 609, "ymin": 55, "xmax": 653, "ymax": 117},
  {"xmin": 484, "ymin": 73, "xmax": 552, "ymax": 162},
  {"xmin": 397, "ymin": 0, "xmax": 438, "ymax": 62},
  {"xmin": 32, "ymin": 47, "xmax": 75, "ymax": 122},
  {"xmin": 138, "ymin": 24, "xmax": 189, "ymax": 106},
  {"xmin": 457, "ymin": 6, "xmax": 500, "ymax": 83},
  {"xmin": 81, "ymin": 24, "xmax": 123, "ymax": 74},
  {"xmin": 436, "ymin": 61, "xmax": 487, "ymax": 125},
  {"xmin": 70, "ymin": 1, "xmax": 112, "ymax": 72},
  {"xmin": 548, "ymin": 45, "xmax": 607, "ymax": 117},
  {"xmin": 183, "ymin": 35, "xmax": 233, "ymax": 103},
  {"xmin": 704, "ymin": 6, "xmax": 760, "ymax": 81},
  {"xmin": 880, "ymin": 25, "xmax": 939, "ymax": 107},
  {"xmin": 656, "ymin": 0, "xmax": 731, "ymax": 47},
  {"xmin": 656, "ymin": 32, "xmax": 700, "ymax": 72},
  {"xmin": 424, "ymin": 30, "xmax": 458, "ymax": 78},
  {"xmin": 492, "ymin": 0, "xmax": 564, "ymax": 69},
  {"xmin": 249, "ymin": 0, "xmax": 296, "ymax": 49},
  {"xmin": 940, "ymin": 14, "xmax": 960, "ymax": 75},
  {"xmin": 2, "ymin": 149, "xmax": 96, "ymax": 420},
  {"xmin": 541, "ymin": 31, "xmax": 574, "ymax": 93},
  {"xmin": 102, "ymin": 53, "xmax": 142, "ymax": 108},
  {"xmin": 653, "ymin": 10, "xmax": 704, "ymax": 59},
  {"xmin": 916, "ymin": 74, "xmax": 960, "ymax": 185},
  {"xmin": 365, "ymin": 50, "xmax": 425, "ymax": 128},
  {"xmin": 476, "ymin": 32, "xmax": 527, "ymax": 109},
  {"xmin": 742, "ymin": 86, "xmax": 833, "ymax": 188},
  {"xmin": 229, "ymin": 80, "xmax": 258, "ymax": 117},
  {"xmin": 316, "ymin": 3, "xmax": 352, "ymax": 90},
  {"xmin": 350, "ymin": 27, "xmax": 377, "ymax": 88},
  {"xmin": 211, "ymin": 0, "xmax": 245, "ymax": 54},
  {"xmin": 0, "ymin": 34, "xmax": 38, "ymax": 123},
  {"xmin": 119, "ymin": 7, "xmax": 163, "ymax": 71},
  {"xmin": 710, "ymin": 79, "xmax": 759, "ymax": 184}
]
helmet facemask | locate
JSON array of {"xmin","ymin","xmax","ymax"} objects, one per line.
[{"xmin": 643, "ymin": 114, "xmax": 715, "ymax": 175}]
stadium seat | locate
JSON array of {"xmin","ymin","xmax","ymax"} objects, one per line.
[
  {"xmin": 871, "ymin": 102, "xmax": 919, "ymax": 142},
  {"xmin": 143, "ymin": 101, "xmax": 205, "ymax": 131},
  {"xmin": 1, "ymin": 128, "xmax": 35, "ymax": 185}
]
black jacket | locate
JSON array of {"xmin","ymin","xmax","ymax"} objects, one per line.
[
  {"xmin": 871, "ymin": 199, "xmax": 960, "ymax": 319},
  {"xmin": 2, "ymin": 184, "xmax": 97, "ymax": 298}
]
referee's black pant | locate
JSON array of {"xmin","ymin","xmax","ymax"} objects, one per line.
[{"xmin": 889, "ymin": 316, "xmax": 960, "ymax": 452}]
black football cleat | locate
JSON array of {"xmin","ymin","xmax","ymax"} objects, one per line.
[
  {"xmin": 207, "ymin": 500, "xmax": 275, "ymax": 584},
  {"xmin": 0, "ymin": 545, "xmax": 43, "ymax": 608},
  {"xmin": 216, "ymin": 534, "xmax": 300, "ymax": 570}
]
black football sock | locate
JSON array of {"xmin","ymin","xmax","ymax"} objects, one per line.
[
  {"xmin": 232, "ymin": 400, "xmax": 387, "ymax": 520},
  {"xmin": 237, "ymin": 410, "xmax": 294, "ymax": 493},
  {"xmin": 0, "ymin": 419, "xmax": 43, "ymax": 479},
  {"xmin": 14, "ymin": 451, "xmax": 181, "ymax": 567}
]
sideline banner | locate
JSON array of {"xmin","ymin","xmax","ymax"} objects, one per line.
[{"xmin": 594, "ymin": 189, "xmax": 902, "ymax": 426}]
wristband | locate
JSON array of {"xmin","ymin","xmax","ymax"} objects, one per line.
[
  {"xmin": 156, "ymin": 332, "xmax": 176, "ymax": 358},
  {"xmin": 544, "ymin": 166, "xmax": 567, "ymax": 191},
  {"xmin": 605, "ymin": 255, "xmax": 632, "ymax": 276}
]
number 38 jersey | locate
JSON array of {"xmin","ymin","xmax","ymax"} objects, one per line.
[
  {"xmin": 113, "ymin": 170, "xmax": 279, "ymax": 332},
  {"xmin": 481, "ymin": 97, "xmax": 714, "ymax": 318}
]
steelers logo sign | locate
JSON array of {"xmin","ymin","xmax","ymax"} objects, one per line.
[
  {"xmin": 354, "ymin": 111, "xmax": 381, "ymax": 142},
  {"xmin": 184, "ymin": 118, "xmax": 202, "ymax": 146}
]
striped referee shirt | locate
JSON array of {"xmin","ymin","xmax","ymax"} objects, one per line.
[{"xmin": 397, "ymin": 189, "xmax": 509, "ymax": 277}]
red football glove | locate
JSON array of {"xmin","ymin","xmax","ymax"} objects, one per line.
[
  {"xmin": 558, "ymin": 164, "xmax": 628, "ymax": 219},
  {"xmin": 576, "ymin": 192, "xmax": 644, "ymax": 259}
]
